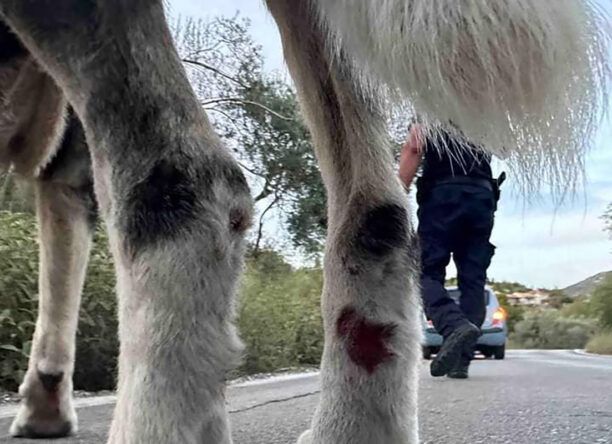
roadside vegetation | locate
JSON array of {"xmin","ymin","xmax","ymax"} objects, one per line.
[
  {"xmin": 495, "ymin": 274, "xmax": 612, "ymax": 352},
  {"xmin": 0, "ymin": 211, "xmax": 325, "ymax": 391},
  {"xmin": 0, "ymin": 211, "xmax": 612, "ymax": 390},
  {"xmin": 2, "ymin": 208, "xmax": 610, "ymax": 392},
  {"xmin": 586, "ymin": 331, "xmax": 612, "ymax": 355}
]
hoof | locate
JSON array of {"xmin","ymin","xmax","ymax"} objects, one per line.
[
  {"xmin": 10, "ymin": 418, "xmax": 75, "ymax": 439},
  {"xmin": 9, "ymin": 371, "xmax": 77, "ymax": 439}
]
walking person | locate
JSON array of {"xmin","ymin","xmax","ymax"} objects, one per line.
[{"xmin": 399, "ymin": 123, "xmax": 504, "ymax": 379}]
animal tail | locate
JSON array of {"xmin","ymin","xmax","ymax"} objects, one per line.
[{"xmin": 315, "ymin": 0, "xmax": 610, "ymax": 192}]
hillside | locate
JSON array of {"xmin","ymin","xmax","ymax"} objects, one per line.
[{"xmin": 562, "ymin": 271, "xmax": 612, "ymax": 299}]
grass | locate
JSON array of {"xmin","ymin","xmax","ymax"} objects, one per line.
[{"xmin": 585, "ymin": 331, "xmax": 612, "ymax": 355}]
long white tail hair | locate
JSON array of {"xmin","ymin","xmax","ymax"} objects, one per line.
[{"xmin": 315, "ymin": 0, "xmax": 610, "ymax": 192}]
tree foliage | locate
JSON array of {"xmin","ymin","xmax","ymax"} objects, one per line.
[{"xmin": 173, "ymin": 16, "xmax": 326, "ymax": 254}]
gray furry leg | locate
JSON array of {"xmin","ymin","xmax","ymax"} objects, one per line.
[{"xmin": 0, "ymin": 2, "xmax": 252, "ymax": 442}]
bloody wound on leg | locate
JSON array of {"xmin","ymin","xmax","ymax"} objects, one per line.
[{"xmin": 336, "ymin": 307, "xmax": 396, "ymax": 374}]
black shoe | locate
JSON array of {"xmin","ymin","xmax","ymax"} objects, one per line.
[
  {"xmin": 447, "ymin": 363, "xmax": 469, "ymax": 379},
  {"xmin": 430, "ymin": 322, "xmax": 479, "ymax": 377}
]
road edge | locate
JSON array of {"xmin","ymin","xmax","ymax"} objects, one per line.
[
  {"xmin": 0, "ymin": 371, "xmax": 321, "ymax": 419},
  {"xmin": 572, "ymin": 348, "xmax": 612, "ymax": 358}
]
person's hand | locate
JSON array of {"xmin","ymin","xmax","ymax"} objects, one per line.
[
  {"xmin": 398, "ymin": 124, "xmax": 425, "ymax": 187},
  {"xmin": 404, "ymin": 123, "xmax": 425, "ymax": 155}
]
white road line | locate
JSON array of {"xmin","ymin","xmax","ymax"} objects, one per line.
[
  {"xmin": 230, "ymin": 371, "xmax": 319, "ymax": 388},
  {"xmin": 572, "ymin": 349, "xmax": 612, "ymax": 359}
]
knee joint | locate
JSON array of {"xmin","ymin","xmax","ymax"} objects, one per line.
[
  {"xmin": 355, "ymin": 203, "xmax": 410, "ymax": 256},
  {"xmin": 122, "ymin": 156, "xmax": 251, "ymax": 255}
]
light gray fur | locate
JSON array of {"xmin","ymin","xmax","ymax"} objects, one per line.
[
  {"xmin": 0, "ymin": 54, "xmax": 66, "ymax": 177},
  {"xmin": 266, "ymin": 1, "xmax": 421, "ymax": 442},
  {"xmin": 9, "ymin": 180, "xmax": 91, "ymax": 438},
  {"xmin": 0, "ymin": 0, "xmax": 607, "ymax": 443}
]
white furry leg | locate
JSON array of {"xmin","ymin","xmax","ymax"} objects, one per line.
[
  {"xmin": 267, "ymin": 1, "xmax": 421, "ymax": 442},
  {"xmin": 10, "ymin": 181, "xmax": 93, "ymax": 439},
  {"xmin": 315, "ymin": 0, "xmax": 610, "ymax": 190}
]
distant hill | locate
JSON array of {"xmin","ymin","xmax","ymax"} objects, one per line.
[{"xmin": 561, "ymin": 271, "xmax": 612, "ymax": 299}]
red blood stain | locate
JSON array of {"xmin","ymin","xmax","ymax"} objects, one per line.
[{"xmin": 336, "ymin": 307, "xmax": 396, "ymax": 374}]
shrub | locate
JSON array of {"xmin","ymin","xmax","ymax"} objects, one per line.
[
  {"xmin": 591, "ymin": 275, "xmax": 612, "ymax": 329},
  {"xmin": 0, "ymin": 216, "xmax": 324, "ymax": 391},
  {"xmin": 512, "ymin": 310, "xmax": 597, "ymax": 350},
  {"xmin": 0, "ymin": 211, "xmax": 118, "ymax": 391},
  {"xmin": 0, "ymin": 212, "xmax": 39, "ymax": 391},
  {"xmin": 560, "ymin": 296, "xmax": 596, "ymax": 320},
  {"xmin": 585, "ymin": 331, "xmax": 612, "ymax": 355},
  {"xmin": 237, "ymin": 250, "xmax": 323, "ymax": 374}
]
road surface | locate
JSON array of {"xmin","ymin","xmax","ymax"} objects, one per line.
[{"xmin": 1, "ymin": 350, "xmax": 611, "ymax": 444}]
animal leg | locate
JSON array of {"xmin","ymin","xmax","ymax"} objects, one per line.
[
  {"xmin": 266, "ymin": 2, "xmax": 421, "ymax": 443},
  {"xmin": 10, "ymin": 133, "xmax": 95, "ymax": 438},
  {"xmin": 0, "ymin": 2, "xmax": 252, "ymax": 442}
]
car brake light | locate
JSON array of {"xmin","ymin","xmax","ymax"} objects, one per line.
[{"xmin": 492, "ymin": 307, "xmax": 507, "ymax": 326}]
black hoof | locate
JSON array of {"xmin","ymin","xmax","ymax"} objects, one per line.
[{"xmin": 12, "ymin": 421, "xmax": 73, "ymax": 439}]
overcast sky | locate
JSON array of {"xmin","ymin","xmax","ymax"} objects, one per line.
[{"xmin": 168, "ymin": 0, "xmax": 611, "ymax": 289}]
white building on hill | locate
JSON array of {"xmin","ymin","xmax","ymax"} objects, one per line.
[{"xmin": 505, "ymin": 290, "xmax": 550, "ymax": 307}]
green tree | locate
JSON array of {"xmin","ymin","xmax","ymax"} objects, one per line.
[{"xmin": 173, "ymin": 16, "xmax": 327, "ymax": 255}]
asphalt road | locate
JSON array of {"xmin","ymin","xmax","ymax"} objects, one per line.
[{"xmin": 1, "ymin": 350, "xmax": 611, "ymax": 444}]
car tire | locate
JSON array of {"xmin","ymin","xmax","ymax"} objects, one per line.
[
  {"xmin": 494, "ymin": 345, "xmax": 505, "ymax": 360},
  {"xmin": 423, "ymin": 347, "xmax": 433, "ymax": 360}
]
